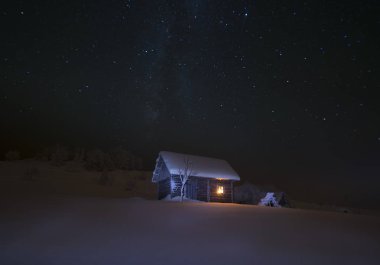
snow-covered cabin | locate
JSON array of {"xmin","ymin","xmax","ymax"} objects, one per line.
[{"xmin": 152, "ymin": 151, "xmax": 240, "ymax": 202}]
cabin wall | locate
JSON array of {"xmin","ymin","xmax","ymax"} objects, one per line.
[
  {"xmin": 158, "ymin": 178, "xmax": 170, "ymax": 200},
  {"xmin": 171, "ymin": 175, "xmax": 202, "ymax": 200},
  {"xmin": 209, "ymin": 179, "xmax": 233, "ymax": 203},
  {"xmin": 196, "ymin": 178, "xmax": 209, "ymax": 201},
  {"xmin": 192, "ymin": 177, "xmax": 234, "ymax": 202},
  {"xmin": 171, "ymin": 174, "xmax": 182, "ymax": 198},
  {"xmin": 185, "ymin": 178, "xmax": 197, "ymax": 200}
]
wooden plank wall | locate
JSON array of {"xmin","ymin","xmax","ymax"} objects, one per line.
[
  {"xmin": 193, "ymin": 177, "xmax": 234, "ymax": 203},
  {"xmin": 158, "ymin": 178, "xmax": 170, "ymax": 199},
  {"xmin": 166, "ymin": 175, "xmax": 235, "ymax": 202},
  {"xmin": 196, "ymin": 178, "xmax": 209, "ymax": 201},
  {"xmin": 171, "ymin": 175, "xmax": 182, "ymax": 197},
  {"xmin": 209, "ymin": 179, "xmax": 233, "ymax": 203}
]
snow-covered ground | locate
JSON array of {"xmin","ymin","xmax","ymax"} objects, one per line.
[{"xmin": 1, "ymin": 197, "xmax": 379, "ymax": 265}]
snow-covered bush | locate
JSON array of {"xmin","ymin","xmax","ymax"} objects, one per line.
[
  {"xmin": 234, "ymin": 182, "xmax": 291, "ymax": 207},
  {"xmin": 5, "ymin": 150, "xmax": 20, "ymax": 161},
  {"xmin": 258, "ymin": 193, "xmax": 281, "ymax": 207}
]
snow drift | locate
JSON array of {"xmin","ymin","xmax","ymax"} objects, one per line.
[{"xmin": 1, "ymin": 197, "xmax": 379, "ymax": 265}]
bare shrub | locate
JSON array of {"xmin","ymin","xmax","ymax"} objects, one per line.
[
  {"xmin": 5, "ymin": 150, "xmax": 20, "ymax": 161},
  {"xmin": 73, "ymin": 148, "xmax": 85, "ymax": 163},
  {"xmin": 98, "ymin": 170, "xmax": 113, "ymax": 186},
  {"xmin": 50, "ymin": 145, "xmax": 69, "ymax": 166},
  {"xmin": 234, "ymin": 182, "xmax": 265, "ymax": 204},
  {"xmin": 85, "ymin": 149, "xmax": 114, "ymax": 171},
  {"xmin": 110, "ymin": 147, "xmax": 133, "ymax": 170},
  {"xmin": 34, "ymin": 147, "xmax": 50, "ymax": 161},
  {"xmin": 109, "ymin": 147, "xmax": 144, "ymax": 170},
  {"xmin": 72, "ymin": 147, "xmax": 145, "ymax": 171}
]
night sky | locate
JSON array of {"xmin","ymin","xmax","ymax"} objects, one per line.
[{"xmin": 1, "ymin": 1, "xmax": 380, "ymax": 207}]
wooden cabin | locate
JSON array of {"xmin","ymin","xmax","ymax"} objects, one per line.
[{"xmin": 152, "ymin": 151, "xmax": 240, "ymax": 203}]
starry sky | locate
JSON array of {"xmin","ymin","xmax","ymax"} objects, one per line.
[{"xmin": 1, "ymin": 0, "xmax": 380, "ymax": 207}]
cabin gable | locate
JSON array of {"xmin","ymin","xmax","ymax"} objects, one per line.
[{"xmin": 154, "ymin": 156, "xmax": 172, "ymax": 199}]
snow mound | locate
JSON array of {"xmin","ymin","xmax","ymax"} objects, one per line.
[
  {"xmin": 162, "ymin": 195, "xmax": 203, "ymax": 203},
  {"xmin": 1, "ymin": 197, "xmax": 379, "ymax": 265},
  {"xmin": 258, "ymin": 192, "xmax": 281, "ymax": 207}
]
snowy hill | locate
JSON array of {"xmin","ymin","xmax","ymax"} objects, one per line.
[
  {"xmin": 1, "ymin": 197, "xmax": 379, "ymax": 265},
  {"xmin": 0, "ymin": 160, "xmax": 155, "ymax": 199}
]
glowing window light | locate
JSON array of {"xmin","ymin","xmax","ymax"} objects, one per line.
[{"xmin": 217, "ymin": 185, "xmax": 224, "ymax": 194}]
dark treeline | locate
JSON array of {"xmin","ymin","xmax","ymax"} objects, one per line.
[{"xmin": 3, "ymin": 145, "xmax": 144, "ymax": 171}]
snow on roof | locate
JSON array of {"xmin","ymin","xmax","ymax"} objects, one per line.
[{"xmin": 159, "ymin": 151, "xmax": 240, "ymax": 181}]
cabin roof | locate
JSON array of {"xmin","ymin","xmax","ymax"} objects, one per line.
[{"xmin": 158, "ymin": 151, "xmax": 240, "ymax": 181}]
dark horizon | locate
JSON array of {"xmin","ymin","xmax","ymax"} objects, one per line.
[{"xmin": 1, "ymin": 1, "xmax": 380, "ymax": 209}]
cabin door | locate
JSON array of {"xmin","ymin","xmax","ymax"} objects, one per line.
[{"xmin": 185, "ymin": 179, "xmax": 197, "ymax": 200}]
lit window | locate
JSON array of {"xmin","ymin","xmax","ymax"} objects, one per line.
[{"xmin": 217, "ymin": 185, "xmax": 224, "ymax": 194}]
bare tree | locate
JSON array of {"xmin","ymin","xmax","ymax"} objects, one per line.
[
  {"xmin": 50, "ymin": 144, "xmax": 69, "ymax": 166},
  {"xmin": 73, "ymin": 148, "xmax": 85, "ymax": 163},
  {"xmin": 178, "ymin": 157, "xmax": 193, "ymax": 202},
  {"xmin": 5, "ymin": 150, "xmax": 20, "ymax": 161}
]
